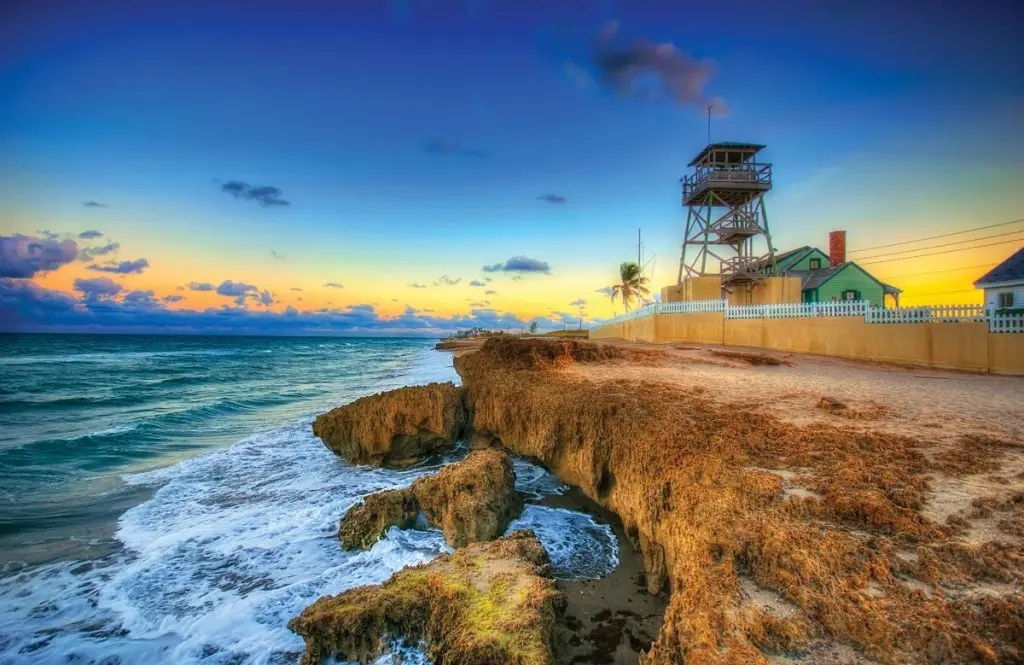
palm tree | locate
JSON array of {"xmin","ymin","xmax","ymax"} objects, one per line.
[{"xmin": 609, "ymin": 261, "xmax": 650, "ymax": 312}]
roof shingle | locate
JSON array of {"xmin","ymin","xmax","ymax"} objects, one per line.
[{"xmin": 974, "ymin": 246, "xmax": 1024, "ymax": 286}]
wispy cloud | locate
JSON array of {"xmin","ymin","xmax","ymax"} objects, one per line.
[
  {"xmin": 469, "ymin": 279, "xmax": 486, "ymax": 287},
  {"xmin": 538, "ymin": 193, "xmax": 567, "ymax": 204},
  {"xmin": 270, "ymin": 250, "xmax": 286, "ymax": 260},
  {"xmin": 482, "ymin": 256, "xmax": 551, "ymax": 274},
  {"xmin": 220, "ymin": 180, "xmax": 290, "ymax": 206},
  {"xmin": 290, "ymin": 287, "xmax": 304, "ymax": 292},
  {"xmin": 78, "ymin": 230, "xmax": 104, "ymax": 239},
  {"xmin": 188, "ymin": 282, "xmax": 215, "ymax": 292},
  {"xmin": 484, "ymin": 289, "xmax": 497, "ymax": 295},
  {"xmin": 434, "ymin": 275, "xmax": 462, "ymax": 286},
  {"xmin": 408, "ymin": 282, "xmax": 428, "ymax": 289},
  {"xmin": 570, "ymin": 298, "xmax": 587, "ymax": 307},
  {"xmin": 424, "ymin": 139, "xmax": 487, "ymax": 159},
  {"xmin": 323, "ymin": 282, "xmax": 344, "ymax": 289},
  {"xmin": 74, "ymin": 276, "xmax": 122, "ymax": 300},
  {"xmin": 87, "ymin": 258, "xmax": 149, "ymax": 275},
  {"xmin": 78, "ymin": 242, "xmax": 120, "ymax": 262},
  {"xmin": 217, "ymin": 280, "xmax": 258, "ymax": 306},
  {"xmin": 595, "ymin": 286, "xmax": 615, "ymax": 297},
  {"xmin": 82, "ymin": 201, "xmax": 108, "ymax": 208}
]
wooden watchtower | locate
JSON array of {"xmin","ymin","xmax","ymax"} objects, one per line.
[{"xmin": 676, "ymin": 142, "xmax": 778, "ymax": 288}]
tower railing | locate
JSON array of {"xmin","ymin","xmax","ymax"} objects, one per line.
[{"xmin": 682, "ymin": 163, "xmax": 772, "ymax": 202}]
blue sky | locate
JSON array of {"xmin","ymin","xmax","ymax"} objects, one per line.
[{"xmin": 1, "ymin": 0, "xmax": 1022, "ymax": 334}]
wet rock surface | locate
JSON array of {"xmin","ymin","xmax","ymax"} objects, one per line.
[
  {"xmin": 338, "ymin": 448, "xmax": 523, "ymax": 549},
  {"xmin": 289, "ymin": 530, "xmax": 562, "ymax": 665}
]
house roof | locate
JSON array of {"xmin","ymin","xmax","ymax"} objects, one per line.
[
  {"xmin": 752, "ymin": 245, "xmax": 813, "ymax": 271},
  {"xmin": 801, "ymin": 263, "xmax": 847, "ymax": 290},
  {"xmin": 974, "ymin": 246, "xmax": 1024, "ymax": 286},
  {"xmin": 687, "ymin": 142, "xmax": 766, "ymax": 166}
]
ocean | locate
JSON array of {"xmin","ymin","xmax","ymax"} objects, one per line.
[{"xmin": 0, "ymin": 334, "xmax": 618, "ymax": 665}]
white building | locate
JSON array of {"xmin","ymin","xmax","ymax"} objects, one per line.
[{"xmin": 974, "ymin": 246, "xmax": 1024, "ymax": 311}]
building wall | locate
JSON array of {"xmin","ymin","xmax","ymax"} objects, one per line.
[
  {"xmin": 727, "ymin": 277, "xmax": 803, "ymax": 306},
  {"xmin": 983, "ymin": 285, "xmax": 1024, "ymax": 311},
  {"xmin": 591, "ymin": 313, "xmax": 1024, "ymax": 375},
  {"xmin": 783, "ymin": 248, "xmax": 829, "ymax": 272},
  {"xmin": 815, "ymin": 265, "xmax": 885, "ymax": 307}
]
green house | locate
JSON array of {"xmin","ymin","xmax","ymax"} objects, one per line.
[{"xmin": 758, "ymin": 244, "xmax": 901, "ymax": 308}]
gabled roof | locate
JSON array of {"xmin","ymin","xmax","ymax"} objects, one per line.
[
  {"xmin": 752, "ymin": 246, "xmax": 811, "ymax": 271},
  {"xmin": 974, "ymin": 246, "xmax": 1024, "ymax": 286},
  {"xmin": 801, "ymin": 263, "xmax": 847, "ymax": 290}
]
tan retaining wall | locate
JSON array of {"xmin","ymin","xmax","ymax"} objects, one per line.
[{"xmin": 593, "ymin": 314, "xmax": 1024, "ymax": 375}]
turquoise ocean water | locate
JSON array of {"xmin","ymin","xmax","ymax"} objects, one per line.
[{"xmin": 0, "ymin": 334, "xmax": 617, "ymax": 664}]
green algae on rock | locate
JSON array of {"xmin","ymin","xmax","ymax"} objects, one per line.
[
  {"xmin": 312, "ymin": 382, "xmax": 469, "ymax": 467},
  {"xmin": 289, "ymin": 530, "xmax": 563, "ymax": 665},
  {"xmin": 338, "ymin": 449, "xmax": 523, "ymax": 549}
]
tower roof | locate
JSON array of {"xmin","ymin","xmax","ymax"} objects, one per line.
[{"xmin": 688, "ymin": 142, "xmax": 766, "ymax": 167}]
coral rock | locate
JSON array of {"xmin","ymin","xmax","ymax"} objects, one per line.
[
  {"xmin": 338, "ymin": 449, "xmax": 523, "ymax": 549},
  {"xmin": 313, "ymin": 382, "xmax": 468, "ymax": 467},
  {"xmin": 289, "ymin": 530, "xmax": 562, "ymax": 665}
]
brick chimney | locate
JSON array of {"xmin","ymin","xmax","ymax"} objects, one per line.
[{"xmin": 828, "ymin": 230, "xmax": 846, "ymax": 266}]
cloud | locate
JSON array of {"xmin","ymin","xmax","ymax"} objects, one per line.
[
  {"xmin": 512, "ymin": 275, "xmax": 522, "ymax": 281},
  {"xmin": 570, "ymin": 298, "xmax": 587, "ymax": 307},
  {"xmin": 74, "ymin": 277, "xmax": 122, "ymax": 300},
  {"xmin": 434, "ymin": 275, "xmax": 462, "ymax": 286},
  {"xmin": 188, "ymin": 282, "xmax": 215, "ymax": 291},
  {"xmin": 595, "ymin": 286, "xmax": 615, "ymax": 297},
  {"xmin": 424, "ymin": 139, "xmax": 487, "ymax": 159},
  {"xmin": 78, "ymin": 242, "xmax": 120, "ymax": 262},
  {"xmin": 82, "ymin": 201, "xmax": 108, "ymax": 208},
  {"xmin": 0, "ymin": 279, "xmax": 545, "ymax": 336},
  {"xmin": 408, "ymin": 282, "xmax": 428, "ymax": 289},
  {"xmin": 484, "ymin": 289, "xmax": 497, "ymax": 295},
  {"xmin": 220, "ymin": 180, "xmax": 290, "ymax": 206},
  {"xmin": 270, "ymin": 251, "xmax": 286, "ymax": 260},
  {"xmin": 78, "ymin": 230, "xmax": 104, "ymax": 239},
  {"xmin": 481, "ymin": 256, "xmax": 551, "ymax": 274},
  {"xmin": 216, "ymin": 280, "xmax": 258, "ymax": 305},
  {"xmin": 87, "ymin": 258, "xmax": 149, "ymax": 275},
  {"xmin": 538, "ymin": 194, "xmax": 567, "ymax": 204},
  {"xmin": 258, "ymin": 290, "xmax": 273, "ymax": 306},
  {"xmin": 0, "ymin": 234, "xmax": 79, "ymax": 278},
  {"xmin": 589, "ymin": 21, "xmax": 726, "ymax": 113},
  {"xmin": 290, "ymin": 287, "xmax": 304, "ymax": 292},
  {"xmin": 163, "ymin": 294, "xmax": 185, "ymax": 303},
  {"xmin": 469, "ymin": 279, "xmax": 486, "ymax": 287},
  {"xmin": 323, "ymin": 282, "xmax": 344, "ymax": 289},
  {"xmin": 469, "ymin": 301, "xmax": 491, "ymax": 308}
]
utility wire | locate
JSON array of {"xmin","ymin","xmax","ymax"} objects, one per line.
[
  {"xmin": 855, "ymin": 230, "xmax": 1024, "ymax": 261},
  {"xmin": 872, "ymin": 262, "xmax": 997, "ymax": 281},
  {"xmin": 847, "ymin": 217, "xmax": 1024, "ymax": 255},
  {"xmin": 860, "ymin": 237, "xmax": 1024, "ymax": 266}
]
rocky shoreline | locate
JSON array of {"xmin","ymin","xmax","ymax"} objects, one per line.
[{"xmin": 291, "ymin": 336, "xmax": 1023, "ymax": 664}]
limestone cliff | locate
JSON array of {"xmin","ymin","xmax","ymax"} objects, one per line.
[
  {"xmin": 451, "ymin": 338, "xmax": 1022, "ymax": 665},
  {"xmin": 338, "ymin": 448, "xmax": 523, "ymax": 549},
  {"xmin": 289, "ymin": 530, "xmax": 562, "ymax": 665},
  {"xmin": 312, "ymin": 382, "xmax": 468, "ymax": 466}
]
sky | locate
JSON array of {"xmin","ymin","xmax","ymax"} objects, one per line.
[{"xmin": 1, "ymin": 0, "xmax": 1022, "ymax": 335}]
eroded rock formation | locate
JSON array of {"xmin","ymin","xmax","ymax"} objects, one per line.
[
  {"xmin": 338, "ymin": 448, "xmax": 523, "ymax": 549},
  {"xmin": 312, "ymin": 382, "xmax": 468, "ymax": 466},
  {"xmin": 289, "ymin": 530, "xmax": 562, "ymax": 665}
]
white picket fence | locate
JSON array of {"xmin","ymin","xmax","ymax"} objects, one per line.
[{"xmin": 594, "ymin": 299, "xmax": 1024, "ymax": 333}]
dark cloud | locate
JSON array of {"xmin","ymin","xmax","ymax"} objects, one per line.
[
  {"xmin": 323, "ymin": 282, "xmax": 344, "ymax": 289},
  {"xmin": 78, "ymin": 242, "xmax": 120, "ymax": 262},
  {"xmin": 538, "ymin": 194, "xmax": 567, "ymax": 204},
  {"xmin": 469, "ymin": 279, "xmax": 486, "ymax": 287},
  {"xmin": 0, "ymin": 279, "xmax": 543, "ymax": 336},
  {"xmin": 434, "ymin": 275, "xmax": 462, "ymax": 286},
  {"xmin": 82, "ymin": 201, "xmax": 108, "ymax": 208},
  {"xmin": 408, "ymin": 282, "xmax": 428, "ymax": 289},
  {"xmin": 188, "ymin": 282, "xmax": 215, "ymax": 292},
  {"xmin": 424, "ymin": 139, "xmax": 487, "ymax": 159},
  {"xmin": 87, "ymin": 258, "xmax": 149, "ymax": 275},
  {"xmin": 220, "ymin": 180, "xmax": 290, "ymax": 206},
  {"xmin": 216, "ymin": 280, "xmax": 258, "ymax": 306},
  {"xmin": 271, "ymin": 251, "xmax": 286, "ymax": 260},
  {"xmin": 78, "ymin": 230, "xmax": 104, "ymax": 239},
  {"xmin": 588, "ymin": 21, "xmax": 726, "ymax": 113},
  {"xmin": 74, "ymin": 277, "xmax": 122, "ymax": 300},
  {"xmin": 482, "ymin": 256, "xmax": 551, "ymax": 274},
  {"xmin": 0, "ymin": 234, "xmax": 79, "ymax": 278}
]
